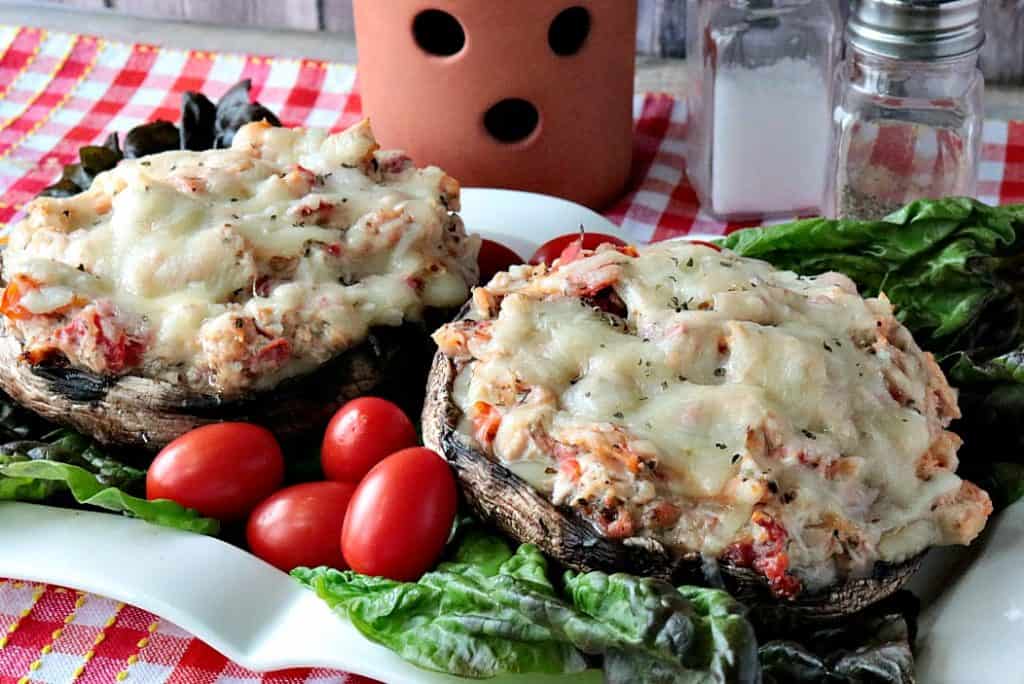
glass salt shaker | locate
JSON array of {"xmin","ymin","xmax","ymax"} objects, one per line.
[
  {"xmin": 828, "ymin": 0, "xmax": 986, "ymax": 220},
  {"xmin": 689, "ymin": 0, "xmax": 840, "ymax": 220}
]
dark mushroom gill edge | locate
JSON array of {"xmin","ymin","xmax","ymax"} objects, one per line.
[{"xmin": 423, "ymin": 337, "xmax": 924, "ymax": 622}]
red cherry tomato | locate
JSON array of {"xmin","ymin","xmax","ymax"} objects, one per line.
[
  {"xmin": 477, "ymin": 239, "xmax": 524, "ymax": 284},
  {"xmin": 529, "ymin": 232, "xmax": 628, "ymax": 265},
  {"xmin": 246, "ymin": 481, "xmax": 356, "ymax": 572},
  {"xmin": 341, "ymin": 447, "xmax": 457, "ymax": 581},
  {"xmin": 147, "ymin": 422, "xmax": 284, "ymax": 521},
  {"xmin": 321, "ymin": 397, "xmax": 418, "ymax": 483}
]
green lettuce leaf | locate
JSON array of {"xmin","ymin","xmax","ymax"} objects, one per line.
[
  {"xmin": 564, "ymin": 573, "xmax": 760, "ymax": 684},
  {"xmin": 759, "ymin": 611, "xmax": 914, "ymax": 684},
  {"xmin": 0, "ymin": 430, "xmax": 218, "ymax": 539},
  {"xmin": 294, "ymin": 534, "xmax": 588, "ymax": 678},
  {"xmin": 293, "ymin": 531, "xmax": 761, "ymax": 683},
  {"xmin": 0, "ymin": 429, "xmax": 147, "ymax": 491},
  {"xmin": 721, "ymin": 198, "xmax": 1023, "ymax": 354},
  {"xmin": 0, "ymin": 459, "xmax": 218, "ymax": 534},
  {"xmin": 0, "ymin": 451, "xmax": 64, "ymax": 500}
]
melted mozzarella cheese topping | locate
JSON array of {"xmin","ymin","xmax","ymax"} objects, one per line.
[
  {"xmin": 437, "ymin": 241, "xmax": 991, "ymax": 588},
  {"xmin": 3, "ymin": 121, "xmax": 479, "ymax": 396}
]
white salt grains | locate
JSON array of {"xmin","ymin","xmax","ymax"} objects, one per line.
[{"xmin": 708, "ymin": 58, "xmax": 831, "ymax": 217}]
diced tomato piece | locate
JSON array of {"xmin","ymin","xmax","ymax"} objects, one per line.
[
  {"xmin": 688, "ymin": 240, "xmax": 722, "ymax": 252},
  {"xmin": 89, "ymin": 311, "xmax": 145, "ymax": 373},
  {"xmin": 722, "ymin": 541, "xmax": 756, "ymax": 567},
  {"xmin": 377, "ymin": 153, "xmax": 413, "ymax": 174},
  {"xmin": 325, "ymin": 243, "xmax": 342, "ymax": 257},
  {"xmin": 557, "ymin": 238, "xmax": 585, "ymax": 265},
  {"xmin": 558, "ymin": 457, "xmax": 582, "ymax": 481},
  {"xmin": 651, "ymin": 501, "xmax": 681, "ymax": 527},
  {"xmin": 606, "ymin": 510, "xmax": 636, "ymax": 539},
  {"xmin": 297, "ymin": 201, "xmax": 335, "ymax": 224},
  {"xmin": 53, "ymin": 310, "xmax": 145, "ymax": 374},
  {"xmin": 254, "ymin": 338, "xmax": 291, "ymax": 370},
  {"xmin": 470, "ymin": 402, "xmax": 502, "ymax": 449},
  {"xmin": 102, "ymin": 334, "xmax": 146, "ymax": 373},
  {"xmin": 723, "ymin": 512, "xmax": 802, "ymax": 599},
  {"xmin": 552, "ymin": 442, "xmax": 580, "ymax": 464},
  {"xmin": 54, "ymin": 317, "xmax": 88, "ymax": 347},
  {"xmin": 0, "ymin": 275, "xmax": 40, "ymax": 320}
]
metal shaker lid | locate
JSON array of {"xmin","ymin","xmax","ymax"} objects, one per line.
[{"xmin": 847, "ymin": 0, "xmax": 984, "ymax": 60}]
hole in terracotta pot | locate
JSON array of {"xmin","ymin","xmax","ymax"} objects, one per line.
[
  {"xmin": 412, "ymin": 9, "xmax": 466, "ymax": 57},
  {"xmin": 548, "ymin": 6, "xmax": 591, "ymax": 56},
  {"xmin": 483, "ymin": 99, "xmax": 540, "ymax": 144}
]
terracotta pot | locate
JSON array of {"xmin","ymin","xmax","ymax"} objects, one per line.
[{"xmin": 353, "ymin": 0, "xmax": 637, "ymax": 210}]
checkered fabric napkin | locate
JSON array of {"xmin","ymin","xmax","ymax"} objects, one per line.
[
  {"xmin": 0, "ymin": 22, "xmax": 1022, "ymax": 684},
  {"xmin": 0, "ymin": 581, "xmax": 374, "ymax": 684}
]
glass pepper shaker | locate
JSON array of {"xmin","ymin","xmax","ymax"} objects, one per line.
[
  {"xmin": 828, "ymin": 0, "xmax": 986, "ymax": 220},
  {"xmin": 689, "ymin": 0, "xmax": 841, "ymax": 220}
]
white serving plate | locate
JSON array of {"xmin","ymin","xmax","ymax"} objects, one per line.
[{"xmin": 0, "ymin": 188, "xmax": 1016, "ymax": 683}]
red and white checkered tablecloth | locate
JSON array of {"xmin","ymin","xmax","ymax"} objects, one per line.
[{"xmin": 0, "ymin": 23, "xmax": 1022, "ymax": 684}]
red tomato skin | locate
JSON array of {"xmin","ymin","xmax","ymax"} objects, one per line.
[
  {"xmin": 477, "ymin": 239, "xmax": 524, "ymax": 284},
  {"xmin": 321, "ymin": 397, "xmax": 418, "ymax": 483},
  {"xmin": 341, "ymin": 447, "xmax": 457, "ymax": 581},
  {"xmin": 146, "ymin": 422, "xmax": 284, "ymax": 521},
  {"xmin": 529, "ymin": 232, "xmax": 628, "ymax": 265},
  {"xmin": 246, "ymin": 481, "xmax": 356, "ymax": 572},
  {"xmin": 687, "ymin": 240, "xmax": 722, "ymax": 252}
]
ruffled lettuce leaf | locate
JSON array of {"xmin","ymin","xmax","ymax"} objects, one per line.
[
  {"xmin": 0, "ymin": 425, "xmax": 218, "ymax": 535},
  {"xmin": 759, "ymin": 604, "xmax": 915, "ymax": 684},
  {"xmin": 293, "ymin": 530, "xmax": 760, "ymax": 683},
  {"xmin": 0, "ymin": 458, "xmax": 219, "ymax": 535},
  {"xmin": 293, "ymin": 533, "xmax": 589, "ymax": 678},
  {"xmin": 721, "ymin": 198, "xmax": 1023, "ymax": 354}
]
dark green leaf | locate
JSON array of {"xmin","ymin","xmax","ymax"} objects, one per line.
[
  {"xmin": 759, "ymin": 612, "xmax": 914, "ymax": 684},
  {"xmin": 721, "ymin": 198, "xmax": 1023, "ymax": 355},
  {"xmin": 294, "ymin": 530, "xmax": 761, "ymax": 683},
  {"xmin": 564, "ymin": 573, "xmax": 760, "ymax": 684},
  {"xmin": 0, "ymin": 451, "xmax": 62, "ymax": 500},
  {"xmin": 102, "ymin": 131, "xmax": 121, "ymax": 157},
  {"xmin": 214, "ymin": 79, "xmax": 280, "ymax": 148},
  {"xmin": 180, "ymin": 91, "xmax": 217, "ymax": 151},
  {"xmin": 949, "ymin": 348, "xmax": 1024, "ymax": 384},
  {"xmin": 123, "ymin": 120, "xmax": 180, "ymax": 158},
  {"xmin": 0, "ymin": 393, "xmax": 52, "ymax": 441},
  {"xmin": 0, "ymin": 429, "xmax": 145, "ymax": 492},
  {"xmin": 38, "ymin": 177, "xmax": 83, "ymax": 198},
  {"xmin": 973, "ymin": 461, "xmax": 1024, "ymax": 509},
  {"xmin": 78, "ymin": 145, "xmax": 121, "ymax": 175},
  {"xmin": 40, "ymin": 136, "xmax": 124, "ymax": 197},
  {"xmin": 38, "ymin": 79, "xmax": 280, "ymax": 200},
  {"xmin": 216, "ymin": 79, "xmax": 254, "ymax": 118}
]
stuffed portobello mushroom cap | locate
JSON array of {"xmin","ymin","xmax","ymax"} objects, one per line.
[
  {"xmin": 0, "ymin": 121, "xmax": 478, "ymax": 450},
  {"xmin": 424, "ymin": 240, "xmax": 991, "ymax": 619}
]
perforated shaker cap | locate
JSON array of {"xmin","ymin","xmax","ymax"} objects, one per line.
[{"xmin": 848, "ymin": 0, "xmax": 984, "ymax": 60}]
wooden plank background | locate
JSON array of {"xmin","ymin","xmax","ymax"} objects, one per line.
[{"xmin": 21, "ymin": 0, "xmax": 1024, "ymax": 83}]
